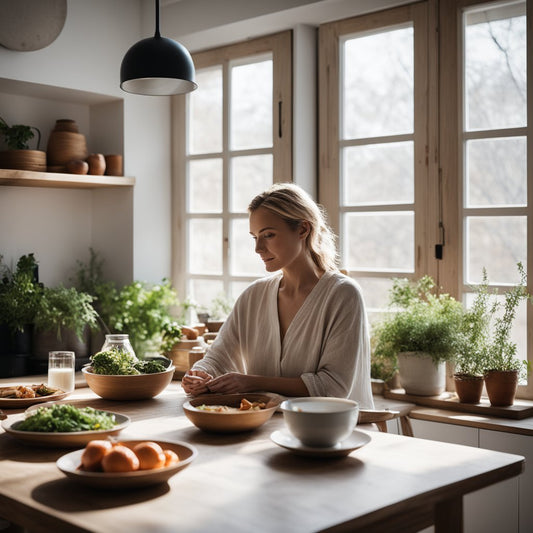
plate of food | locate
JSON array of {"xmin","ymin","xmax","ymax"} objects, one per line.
[
  {"xmin": 0, "ymin": 384, "xmax": 69, "ymax": 408},
  {"xmin": 1, "ymin": 403, "xmax": 130, "ymax": 447},
  {"xmin": 183, "ymin": 393, "xmax": 281, "ymax": 433},
  {"xmin": 56, "ymin": 439, "xmax": 197, "ymax": 489}
]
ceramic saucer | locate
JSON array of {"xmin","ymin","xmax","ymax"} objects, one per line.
[{"xmin": 270, "ymin": 429, "xmax": 371, "ymax": 458}]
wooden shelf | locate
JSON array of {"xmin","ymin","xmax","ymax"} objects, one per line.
[
  {"xmin": 384, "ymin": 388, "xmax": 533, "ymax": 420},
  {"xmin": 0, "ymin": 168, "xmax": 135, "ymax": 189}
]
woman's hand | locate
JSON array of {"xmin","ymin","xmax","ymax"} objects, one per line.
[
  {"xmin": 205, "ymin": 372, "xmax": 251, "ymax": 394},
  {"xmin": 182, "ymin": 370, "xmax": 212, "ymax": 396}
]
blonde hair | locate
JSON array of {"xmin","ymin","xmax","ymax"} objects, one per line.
[{"xmin": 248, "ymin": 183, "xmax": 338, "ymax": 272}]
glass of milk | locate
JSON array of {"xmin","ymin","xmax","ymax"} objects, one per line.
[{"xmin": 48, "ymin": 351, "xmax": 75, "ymax": 392}]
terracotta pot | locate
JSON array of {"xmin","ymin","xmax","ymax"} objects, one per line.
[
  {"xmin": 397, "ymin": 351, "xmax": 446, "ymax": 396},
  {"xmin": 0, "ymin": 149, "xmax": 46, "ymax": 172},
  {"xmin": 454, "ymin": 373, "xmax": 484, "ymax": 404},
  {"xmin": 484, "ymin": 370, "xmax": 518, "ymax": 407},
  {"xmin": 65, "ymin": 159, "xmax": 89, "ymax": 175},
  {"xmin": 87, "ymin": 153, "xmax": 106, "ymax": 175},
  {"xmin": 104, "ymin": 154, "xmax": 123, "ymax": 176}
]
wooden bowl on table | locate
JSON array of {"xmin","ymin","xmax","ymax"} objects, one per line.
[
  {"xmin": 82, "ymin": 365, "xmax": 175, "ymax": 400},
  {"xmin": 183, "ymin": 393, "xmax": 281, "ymax": 433}
]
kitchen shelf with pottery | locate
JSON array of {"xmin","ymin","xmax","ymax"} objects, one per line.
[{"xmin": 0, "ymin": 118, "xmax": 134, "ymax": 189}]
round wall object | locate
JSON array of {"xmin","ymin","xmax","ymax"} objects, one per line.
[{"xmin": 0, "ymin": 0, "xmax": 67, "ymax": 52}]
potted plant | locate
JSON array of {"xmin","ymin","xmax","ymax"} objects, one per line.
[
  {"xmin": 372, "ymin": 276, "xmax": 463, "ymax": 396},
  {"xmin": 0, "ymin": 116, "xmax": 46, "ymax": 172},
  {"xmin": 0, "ymin": 253, "xmax": 41, "ymax": 377},
  {"xmin": 482, "ymin": 263, "xmax": 532, "ymax": 407},
  {"xmin": 453, "ymin": 269, "xmax": 492, "ymax": 403},
  {"xmin": 32, "ymin": 285, "xmax": 98, "ymax": 372},
  {"xmin": 74, "ymin": 248, "xmax": 186, "ymax": 357}
]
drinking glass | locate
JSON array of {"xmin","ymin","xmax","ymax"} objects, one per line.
[{"xmin": 48, "ymin": 351, "xmax": 75, "ymax": 392}]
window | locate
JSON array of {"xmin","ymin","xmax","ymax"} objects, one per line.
[
  {"xmin": 318, "ymin": 3, "xmax": 435, "ymax": 319},
  {"xmin": 321, "ymin": 0, "xmax": 532, "ymax": 398},
  {"xmin": 172, "ymin": 32, "xmax": 292, "ymax": 311}
]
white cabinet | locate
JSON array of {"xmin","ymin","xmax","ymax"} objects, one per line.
[{"xmin": 410, "ymin": 419, "xmax": 524, "ymax": 533}]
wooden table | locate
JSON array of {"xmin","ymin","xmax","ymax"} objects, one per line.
[{"xmin": 0, "ymin": 383, "xmax": 525, "ymax": 533}]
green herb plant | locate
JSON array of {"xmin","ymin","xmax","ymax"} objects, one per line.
[
  {"xmin": 0, "ymin": 253, "xmax": 42, "ymax": 332},
  {"xmin": 482, "ymin": 262, "xmax": 532, "ymax": 380},
  {"xmin": 0, "ymin": 116, "xmax": 40, "ymax": 150},
  {"xmin": 372, "ymin": 276, "xmax": 464, "ymax": 366},
  {"xmin": 33, "ymin": 285, "xmax": 98, "ymax": 341}
]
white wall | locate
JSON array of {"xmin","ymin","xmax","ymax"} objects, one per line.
[
  {"xmin": 0, "ymin": 0, "xmax": 412, "ymax": 287},
  {"xmin": 0, "ymin": 0, "xmax": 171, "ymax": 285}
]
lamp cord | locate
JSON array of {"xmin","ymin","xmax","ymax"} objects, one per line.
[{"xmin": 154, "ymin": 0, "xmax": 161, "ymax": 38}]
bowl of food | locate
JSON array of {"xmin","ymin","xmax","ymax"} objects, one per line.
[
  {"xmin": 56, "ymin": 438, "xmax": 197, "ymax": 488},
  {"xmin": 183, "ymin": 393, "xmax": 281, "ymax": 433},
  {"xmin": 82, "ymin": 349, "xmax": 174, "ymax": 400},
  {"xmin": 280, "ymin": 397, "xmax": 359, "ymax": 448},
  {"xmin": 1, "ymin": 403, "xmax": 130, "ymax": 447}
]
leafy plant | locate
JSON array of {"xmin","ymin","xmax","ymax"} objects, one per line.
[
  {"xmin": 372, "ymin": 276, "xmax": 464, "ymax": 366},
  {"xmin": 196, "ymin": 292, "xmax": 234, "ymax": 321},
  {"xmin": 454, "ymin": 269, "xmax": 493, "ymax": 377},
  {"xmin": 0, "ymin": 116, "xmax": 40, "ymax": 150},
  {"xmin": 34, "ymin": 285, "xmax": 98, "ymax": 341},
  {"xmin": 99, "ymin": 279, "xmax": 181, "ymax": 356},
  {"xmin": 0, "ymin": 253, "xmax": 42, "ymax": 332},
  {"xmin": 482, "ymin": 263, "xmax": 532, "ymax": 379}
]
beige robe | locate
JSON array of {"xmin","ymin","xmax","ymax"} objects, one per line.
[{"xmin": 192, "ymin": 271, "xmax": 375, "ymax": 409}]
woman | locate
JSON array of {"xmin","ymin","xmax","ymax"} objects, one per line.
[{"xmin": 182, "ymin": 183, "xmax": 374, "ymax": 409}]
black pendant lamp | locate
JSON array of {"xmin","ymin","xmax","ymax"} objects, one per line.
[{"xmin": 120, "ymin": 0, "xmax": 197, "ymax": 96}]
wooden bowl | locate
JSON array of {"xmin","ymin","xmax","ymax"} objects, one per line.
[
  {"xmin": 183, "ymin": 393, "xmax": 281, "ymax": 433},
  {"xmin": 82, "ymin": 366, "xmax": 175, "ymax": 400}
]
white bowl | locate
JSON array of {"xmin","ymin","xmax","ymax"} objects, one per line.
[{"xmin": 280, "ymin": 397, "xmax": 359, "ymax": 448}]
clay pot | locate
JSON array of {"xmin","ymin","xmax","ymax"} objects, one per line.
[
  {"xmin": 104, "ymin": 154, "xmax": 123, "ymax": 176},
  {"xmin": 47, "ymin": 131, "xmax": 88, "ymax": 166},
  {"xmin": 484, "ymin": 370, "xmax": 518, "ymax": 407},
  {"xmin": 87, "ymin": 153, "xmax": 106, "ymax": 175},
  {"xmin": 454, "ymin": 373, "xmax": 484, "ymax": 404},
  {"xmin": 66, "ymin": 159, "xmax": 89, "ymax": 175},
  {"xmin": 53, "ymin": 119, "xmax": 79, "ymax": 133},
  {"xmin": 0, "ymin": 149, "xmax": 46, "ymax": 172}
]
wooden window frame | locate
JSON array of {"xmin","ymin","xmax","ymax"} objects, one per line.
[{"xmin": 171, "ymin": 31, "xmax": 293, "ymax": 302}]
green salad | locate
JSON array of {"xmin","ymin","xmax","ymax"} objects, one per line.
[
  {"xmin": 90, "ymin": 348, "xmax": 167, "ymax": 375},
  {"xmin": 17, "ymin": 404, "xmax": 117, "ymax": 433}
]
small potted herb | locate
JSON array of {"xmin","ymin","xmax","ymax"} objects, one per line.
[
  {"xmin": 372, "ymin": 276, "xmax": 463, "ymax": 396},
  {"xmin": 0, "ymin": 116, "xmax": 46, "ymax": 172},
  {"xmin": 453, "ymin": 269, "xmax": 492, "ymax": 403},
  {"xmin": 482, "ymin": 263, "xmax": 532, "ymax": 406},
  {"xmin": 32, "ymin": 285, "xmax": 98, "ymax": 373}
]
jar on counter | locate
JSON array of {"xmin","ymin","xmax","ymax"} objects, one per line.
[
  {"xmin": 188, "ymin": 346, "xmax": 206, "ymax": 368},
  {"xmin": 100, "ymin": 334, "xmax": 137, "ymax": 360}
]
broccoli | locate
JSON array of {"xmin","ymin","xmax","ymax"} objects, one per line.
[{"xmin": 90, "ymin": 349, "xmax": 140, "ymax": 375}]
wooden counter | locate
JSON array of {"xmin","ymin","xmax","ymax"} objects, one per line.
[{"xmin": 0, "ymin": 384, "xmax": 525, "ymax": 533}]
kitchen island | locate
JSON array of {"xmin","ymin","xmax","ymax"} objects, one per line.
[{"xmin": 0, "ymin": 382, "xmax": 525, "ymax": 533}]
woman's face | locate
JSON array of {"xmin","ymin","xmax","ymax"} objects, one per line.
[{"xmin": 249, "ymin": 206, "xmax": 308, "ymax": 272}]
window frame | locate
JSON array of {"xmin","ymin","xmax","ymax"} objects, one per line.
[{"xmin": 171, "ymin": 31, "xmax": 293, "ymax": 304}]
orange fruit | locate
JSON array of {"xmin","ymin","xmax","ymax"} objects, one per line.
[
  {"xmin": 163, "ymin": 449, "xmax": 180, "ymax": 466},
  {"xmin": 101, "ymin": 445, "xmax": 140, "ymax": 472},
  {"xmin": 80, "ymin": 440, "xmax": 113, "ymax": 471},
  {"xmin": 133, "ymin": 441, "xmax": 166, "ymax": 470}
]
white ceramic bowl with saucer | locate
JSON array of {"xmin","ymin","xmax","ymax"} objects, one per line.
[{"xmin": 279, "ymin": 397, "xmax": 359, "ymax": 448}]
